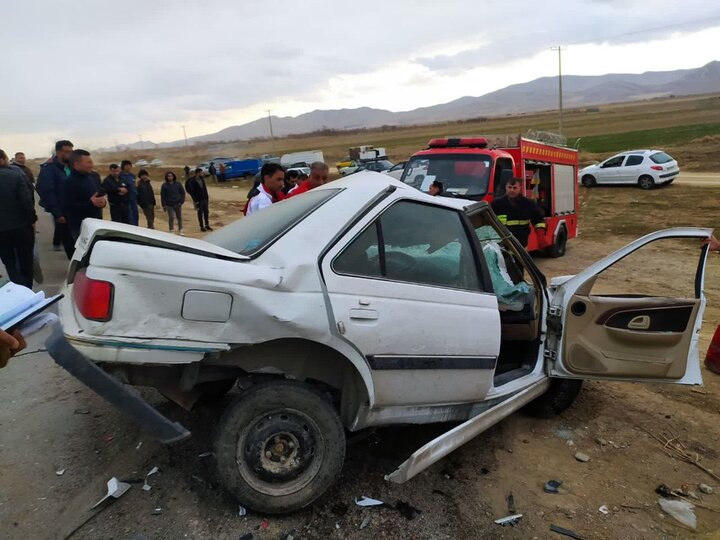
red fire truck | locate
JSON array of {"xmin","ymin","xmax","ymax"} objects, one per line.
[{"xmin": 399, "ymin": 135, "xmax": 579, "ymax": 257}]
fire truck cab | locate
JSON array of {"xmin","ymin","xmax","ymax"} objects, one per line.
[{"xmin": 399, "ymin": 135, "xmax": 579, "ymax": 257}]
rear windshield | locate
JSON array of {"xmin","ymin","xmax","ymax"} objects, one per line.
[
  {"xmin": 401, "ymin": 154, "xmax": 492, "ymax": 198},
  {"xmin": 650, "ymin": 152, "xmax": 673, "ymax": 164},
  {"xmin": 204, "ymin": 189, "xmax": 340, "ymax": 256}
]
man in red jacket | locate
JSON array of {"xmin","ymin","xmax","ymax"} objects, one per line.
[{"xmin": 287, "ymin": 162, "xmax": 328, "ymax": 197}]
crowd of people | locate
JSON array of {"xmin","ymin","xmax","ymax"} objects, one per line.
[{"xmin": 0, "ymin": 139, "xmax": 332, "ymax": 289}]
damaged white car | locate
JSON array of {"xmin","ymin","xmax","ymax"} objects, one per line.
[{"xmin": 48, "ymin": 172, "xmax": 710, "ymax": 514}]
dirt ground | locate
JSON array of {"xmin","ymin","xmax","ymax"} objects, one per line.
[{"xmin": 2, "ymin": 181, "xmax": 720, "ymax": 540}]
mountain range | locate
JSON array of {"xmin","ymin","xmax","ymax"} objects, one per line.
[{"xmin": 109, "ymin": 61, "xmax": 720, "ymax": 150}]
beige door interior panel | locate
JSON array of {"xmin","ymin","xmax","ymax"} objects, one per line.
[{"xmin": 563, "ymin": 295, "xmax": 699, "ymax": 379}]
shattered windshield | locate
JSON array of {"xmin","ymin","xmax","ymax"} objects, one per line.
[
  {"xmin": 401, "ymin": 154, "xmax": 492, "ymax": 198},
  {"xmin": 205, "ymin": 189, "xmax": 340, "ymax": 256}
]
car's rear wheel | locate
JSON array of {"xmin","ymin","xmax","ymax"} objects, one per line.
[
  {"xmin": 638, "ymin": 175, "xmax": 655, "ymax": 190},
  {"xmin": 581, "ymin": 175, "xmax": 596, "ymax": 187},
  {"xmin": 545, "ymin": 225, "xmax": 567, "ymax": 258},
  {"xmin": 215, "ymin": 380, "xmax": 345, "ymax": 514},
  {"xmin": 522, "ymin": 378, "xmax": 583, "ymax": 418}
]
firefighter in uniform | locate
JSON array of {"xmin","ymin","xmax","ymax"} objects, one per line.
[{"xmin": 491, "ymin": 177, "xmax": 546, "ymax": 248}]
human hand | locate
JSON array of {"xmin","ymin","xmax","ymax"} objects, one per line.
[
  {"xmin": 118, "ymin": 187, "xmax": 128, "ymax": 195},
  {"xmin": 702, "ymin": 236, "xmax": 720, "ymax": 252},
  {"xmin": 91, "ymin": 194, "xmax": 107, "ymax": 208},
  {"xmin": 0, "ymin": 329, "xmax": 26, "ymax": 369}
]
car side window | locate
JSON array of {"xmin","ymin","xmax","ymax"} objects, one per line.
[
  {"xmin": 333, "ymin": 201, "xmax": 482, "ymax": 291},
  {"xmin": 624, "ymin": 155, "xmax": 644, "ymax": 166},
  {"xmin": 603, "ymin": 156, "xmax": 625, "ymax": 168}
]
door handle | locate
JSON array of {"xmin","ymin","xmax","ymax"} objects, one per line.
[
  {"xmin": 627, "ymin": 315, "xmax": 650, "ymax": 330},
  {"xmin": 349, "ymin": 308, "xmax": 378, "ymax": 320}
]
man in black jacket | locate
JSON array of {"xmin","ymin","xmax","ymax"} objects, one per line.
[
  {"xmin": 36, "ymin": 140, "xmax": 75, "ymax": 258},
  {"xmin": 137, "ymin": 169, "xmax": 157, "ymax": 229},
  {"xmin": 11, "ymin": 152, "xmax": 35, "ymax": 201},
  {"xmin": 491, "ymin": 177, "xmax": 546, "ymax": 248},
  {"xmin": 185, "ymin": 168, "xmax": 212, "ymax": 232},
  {"xmin": 102, "ymin": 164, "xmax": 130, "ymax": 223},
  {"xmin": 0, "ymin": 149, "xmax": 37, "ymax": 287},
  {"xmin": 62, "ymin": 150, "xmax": 107, "ymax": 241}
]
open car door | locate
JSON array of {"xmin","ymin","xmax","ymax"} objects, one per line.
[{"xmin": 546, "ymin": 228, "xmax": 711, "ymax": 384}]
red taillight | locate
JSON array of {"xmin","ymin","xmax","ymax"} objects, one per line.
[
  {"xmin": 650, "ymin": 165, "xmax": 663, "ymax": 171},
  {"xmin": 73, "ymin": 270, "xmax": 114, "ymax": 321},
  {"xmin": 705, "ymin": 325, "xmax": 720, "ymax": 374}
]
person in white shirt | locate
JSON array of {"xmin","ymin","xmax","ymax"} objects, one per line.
[{"xmin": 245, "ymin": 163, "xmax": 286, "ymax": 216}]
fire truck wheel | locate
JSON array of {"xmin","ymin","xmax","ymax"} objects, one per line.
[
  {"xmin": 638, "ymin": 175, "xmax": 655, "ymax": 190},
  {"xmin": 581, "ymin": 175, "xmax": 596, "ymax": 187},
  {"xmin": 545, "ymin": 226, "xmax": 567, "ymax": 258}
]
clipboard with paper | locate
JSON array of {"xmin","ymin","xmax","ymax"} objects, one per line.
[{"xmin": 0, "ymin": 281, "xmax": 63, "ymax": 334}]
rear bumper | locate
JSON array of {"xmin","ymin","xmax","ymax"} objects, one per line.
[{"xmin": 46, "ymin": 325, "xmax": 191, "ymax": 444}]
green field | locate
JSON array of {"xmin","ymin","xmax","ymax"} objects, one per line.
[{"xmin": 578, "ymin": 123, "xmax": 720, "ymax": 153}]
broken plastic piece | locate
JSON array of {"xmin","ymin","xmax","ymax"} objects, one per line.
[
  {"xmin": 142, "ymin": 466, "xmax": 159, "ymax": 491},
  {"xmin": 198, "ymin": 451, "xmax": 213, "ymax": 458},
  {"xmin": 494, "ymin": 514, "xmax": 523, "ymax": 526},
  {"xmin": 91, "ymin": 477, "xmax": 132, "ymax": 509},
  {"xmin": 152, "ymin": 507, "xmax": 162, "ymax": 515},
  {"xmin": 56, "ymin": 469, "xmax": 66, "ymax": 476},
  {"xmin": 598, "ymin": 505, "xmax": 609, "ymax": 515},
  {"xmin": 238, "ymin": 505, "xmax": 247, "ymax": 517},
  {"xmin": 544, "ymin": 480, "xmax": 563, "ymax": 494},
  {"xmin": 261, "ymin": 519, "xmax": 269, "ymax": 529},
  {"xmin": 657, "ymin": 498, "xmax": 696, "ymax": 530},
  {"xmin": 550, "ymin": 524, "xmax": 584, "ymax": 539},
  {"xmin": 360, "ymin": 516, "xmax": 371, "ymax": 530},
  {"xmin": 136, "ymin": 441, "xmax": 143, "ymax": 450},
  {"xmin": 355, "ymin": 496, "xmax": 384, "ymax": 507}
]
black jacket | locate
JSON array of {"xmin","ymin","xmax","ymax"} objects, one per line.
[
  {"xmin": 491, "ymin": 195, "xmax": 545, "ymax": 247},
  {"xmin": 102, "ymin": 175, "xmax": 130, "ymax": 205},
  {"xmin": 185, "ymin": 176, "xmax": 209, "ymax": 202},
  {"xmin": 137, "ymin": 180, "xmax": 156, "ymax": 208},
  {"xmin": 160, "ymin": 181, "xmax": 185, "ymax": 207},
  {"xmin": 36, "ymin": 157, "xmax": 68, "ymax": 218},
  {"xmin": 0, "ymin": 165, "xmax": 37, "ymax": 231},
  {"xmin": 62, "ymin": 170, "xmax": 102, "ymax": 230}
]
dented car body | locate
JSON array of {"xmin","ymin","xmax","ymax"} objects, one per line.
[{"xmin": 48, "ymin": 172, "xmax": 710, "ymax": 513}]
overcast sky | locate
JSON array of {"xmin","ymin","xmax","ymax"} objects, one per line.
[{"xmin": 2, "ymin": 0, "xmax": 719, "ymax": 156}]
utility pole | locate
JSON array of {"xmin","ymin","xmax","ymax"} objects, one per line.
[
  {"xmin": 550, "ymin": 46, "xmax": 566, "ymax": 135},
  {"xmin": 181, "ymin": 125, "xmax": 189, "ymax": 146},
  {"xmin": 266, "ymin": 110, "xmax": 274, "ymax": 140}
]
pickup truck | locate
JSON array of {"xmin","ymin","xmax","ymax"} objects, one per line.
[{"xmin": 47, "ymin": 172, "xmax": 710, "ymax": 514}]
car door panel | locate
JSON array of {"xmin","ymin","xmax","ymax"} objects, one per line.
[{"xmin": 548, "ymin": 227, "xmax": 711, "ymax": 384}]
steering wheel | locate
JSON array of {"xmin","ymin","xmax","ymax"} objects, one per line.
[{"xmin": 370, "ymin": 251, "xmax": 417, "ymax": 274}]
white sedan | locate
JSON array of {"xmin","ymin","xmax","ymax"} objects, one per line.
[
  {"xmin": 47, "ymin": 172, "xmax": 709, "ymax": 514},
  {"xmin": 580, "ymin": 150, "xmax": 679, "ymax": 189}
]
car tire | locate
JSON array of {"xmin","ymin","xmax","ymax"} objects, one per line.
[
  {"xmin": 581, "ymin": 175, "xmax": 596, "ymax": 187},
  {"xmin": 638, "ymin": 175, "xmax": 655, "ymax": 190},
  {"xmin": 545, "ymin": 225, "xmax": 567, "ymax": 258},
  {"xmin": 522, "ymin": 378, "xmax": 583, "ymax": 418},
  {"xmin": 215, "ymin": 380, "xmax": 345, "ymax": 514}
]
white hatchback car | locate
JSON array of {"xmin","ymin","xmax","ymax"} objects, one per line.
[{"xmin": 580, "ymin": 150, "xmax": 679, "ymax": 189}]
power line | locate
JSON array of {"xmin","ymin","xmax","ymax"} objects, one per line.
[{"xmin": 568, "ymin": 15, "xmax": 720, "ymax": 46}]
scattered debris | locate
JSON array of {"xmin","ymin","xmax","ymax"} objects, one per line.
[
  {"xmin": 699, "ymin": 484, "xmax": 714, "ymax": 495},
  {"xmin": 554, "ymin": 428, "xmax": 574, "ymax": 441},
  {"xmin": 359, "ymin": 516, "xmax": 371, "ymax": 530},
  {"xmin": 135, "ymin": 441, "xmax": 143, "ymax": 450},
  {"xmin": 395, "ymin": 500, "xmax": 421, "ymax": 520},
  {"xmin": 550, "ymin": 524, "xmax": 584, "ymax": 539},
  {"xmin": 260, "ymin": 519, "xmax": 269, "ymax": 529},
  {"xmin": 238, "ymin": 505, "xmax": 247, "ymax": 517},
  {"xmin": 598, "ymin": 505, "xmax": 609, "ymax": 515},
  {"xmin": 566, "ymin": 440, "xmax": 575, "ymax": 447},
  {"xmin": 91, "ymin": 477, "xmax": 132, "ymax": 509},
  {"xmin": 574, "ymin": 452, "xmax": 590, "ymax": 463},
  {"xmin": 335, "ymin": 523, "xmax": 340, "ymax": 529},
  {"xmin": 142, "ymin": 466, "xmax": 159, "ymax": 492},
  {"xmin": 494, "ymin": 514, "xmax": 523, "ymax": 526},
  {"xmin": 198, "ymin": 452, "xmax": 213, "ymax": 458},
  {"xmin": 151, "ymin": 507, "xmax": 162, "ymax": 515},
  {"xmin": 55, "ymin": 469, "xmax": 66, "ymax": 476},
  {"xmin": 355, "ymin": 496, "xmax": 384, "ymax": 507},
  {"xmin": 73, "ymin": 408, "xmax": 90, "ymax": 415},
  {"xmin": 691, "ymin": 388, "xmax": 709, "ymax": 395},
  {"xmin": 544, "ymin": 480, "xmax": 563, "ymax": 494},
  {"xmin": 103, "ymin": 435, "xmax": 114, "ymax": 443},
  {"xmin": 641, "ymin": 428, "xmax": 720, "ymax": 482},
  {"xmin": 657, "ymin": 498, "xmax": 697, "ymax": 530},
  {"xmin": 656, "ymin": 484, "xmax": 675, "ymax": 498},
  {"xmin": 506, "ymin": 492, "xmax": 516, "ymax": 514}
]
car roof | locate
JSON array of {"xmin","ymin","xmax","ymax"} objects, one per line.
[{"xmin": 617, "ymin": 149, "xmax": 668, "ymax": 156}]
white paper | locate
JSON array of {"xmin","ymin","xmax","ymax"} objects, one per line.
[{"xmin": 355, "ymin": 496, "xmax": 384, "ymax": 507}]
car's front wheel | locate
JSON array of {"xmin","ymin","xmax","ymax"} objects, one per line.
[
  {"xmin": 215, "ymin": 380, "xmax": 345, "ymax": 514},
  {"xmin": 638, "ymin": 175, "xmax": 655, "ymax": 190},
  {"xmin": 581, "ymin": 174, "xmax": 596, "ymax": 187}
]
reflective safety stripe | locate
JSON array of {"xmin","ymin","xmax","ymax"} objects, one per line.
[
  {"xmin": 497, "ymin": 214, "xmax": 508, "ymax": 224},
  {"xmin": 535, "ymin": 223, "xmax": 547, "ymax": 229},
  {"xmin": 505, "ymin": 219, "xmax": 530, "ymax": 226}
]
